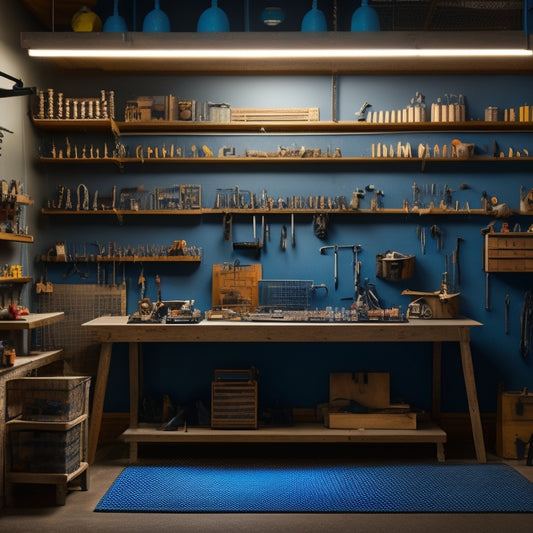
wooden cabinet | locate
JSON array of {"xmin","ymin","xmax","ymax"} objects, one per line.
[{"xmin": 484, "ymin": 233, "xmax": 533, "ymax": 272}]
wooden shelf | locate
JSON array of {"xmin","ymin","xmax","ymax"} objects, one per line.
[
  {"xmin": 42, "ymin": 207, "xmax": 494, "ymax": 217},
  {"xmin": 33, "ymin": 117, "xmax": 533, "ymax": 135},
  {"xmin": 0, "ymin": 277, "xmax": 32, "ymax": 284},
  {"xmin": 122, "ymin": 421, "xmax": 446, "ymax": 445},
  {"xmin": 0, "ymin": 233, "xmax": 33, "ymax": 243},
  {"xmin": 0, "ymin": 312, "xmax": 64, "ymax": 331},
  {"xmin": 39, "ymin": 255, "xmax": 201, "ymax": 263},
  {"xmin": 0, "ymin": 349, "xmax": 63, "ymax": 376}
]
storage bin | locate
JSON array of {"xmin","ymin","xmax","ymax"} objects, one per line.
[
  {"xmin": 376, "ymin": 251, "xmax": 415, "ymax": 281},
  {"xmin": 7, "ymin": 376, "xmax": 90, "ymax": 422},
  {"xmin": 10, "ymin": 425, "xmax": 82, "ymax": 474}
]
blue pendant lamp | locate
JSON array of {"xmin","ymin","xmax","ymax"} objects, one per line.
[
  {"xmin": 197, "ymin": 0, "xmax": 230, "ymax": 32},
  {"xmin": 143, "ymin": 0, "xmax": 170, "ymax": 32},
  {"xmin": 351, "ymin": 0, "xmax": 380, "ymax": 32},
  {"xmin": 103, "ymin": 0, "xmax": 128, "ymax": 32},
  {"xmin": 301, "ymin": 0, "xmax": 327, "ymax": 32}
]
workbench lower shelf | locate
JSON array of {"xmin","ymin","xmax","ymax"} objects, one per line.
[{"xmin": 121, "ymin": 421, "xmax": 447, "ymax": 462}]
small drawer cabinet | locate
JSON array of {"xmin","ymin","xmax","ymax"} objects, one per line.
[{"xmin": 484, "ymin": 232, "xmax": 533, "ymax": 272}]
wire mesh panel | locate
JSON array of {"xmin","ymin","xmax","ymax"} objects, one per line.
[
  {"xmin": 258, "ymin": 280, "xmax": 314, "ymax": 311},
  {"xmin": 34, "ymin": 284, "xmax": 126, "ymax": 376}
]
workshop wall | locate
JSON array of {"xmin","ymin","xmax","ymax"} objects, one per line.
[{"xmin": 29, "ymin": 69, "xmax": 533, "ymax": 416}]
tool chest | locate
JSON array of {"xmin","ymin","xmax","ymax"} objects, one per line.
[{"xmin": 484, "ymin": 233, "xmax": 533, "ymax": 272}]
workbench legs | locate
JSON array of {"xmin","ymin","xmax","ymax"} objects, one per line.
[
  {"xmin": 88, "ymin": 342, "xmax": 112, "ymax": 465},
  {"xmin": 432, "ymin": 338, "xmax": 487, "ymax": 464},
  {"xmin": 459, "ymin": 334, "xmax": 487, "ymax": 463}
]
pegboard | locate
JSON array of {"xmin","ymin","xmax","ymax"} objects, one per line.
[{"xmin": 34, "ymin": 284, "xmax": 126, "ymax": 376}]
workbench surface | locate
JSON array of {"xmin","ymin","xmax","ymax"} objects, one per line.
[{"xmin": 83, "ymin": 316, "xmax": 482, "ymax": 343}]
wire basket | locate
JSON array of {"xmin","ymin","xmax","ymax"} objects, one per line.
[{"xmin": 258, "ymin": 280, "xmax": 316, "ymax": 311}]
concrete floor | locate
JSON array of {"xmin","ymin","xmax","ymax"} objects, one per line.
[{"xmin": 1, "ymin": 443, "xmax": 532, "ymax": 532}]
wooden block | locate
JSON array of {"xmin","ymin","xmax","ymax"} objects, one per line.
[
  {"xmin": 230, "ymin": 107, "xmax": 319, "ymax": 122},
  {"xmin": 329, "ymin": 372, "xmax": 390, "ymax": 409},
  {"xmin": 327, "ymin": 412, "xmax": 417, "ymax": 430}
]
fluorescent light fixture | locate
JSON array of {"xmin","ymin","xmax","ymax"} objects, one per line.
[
  {"xmin": 28, "ymin": 48, "xmax": 532, "ymax": 59},
  {"xmin": 21, "ymin": 32, "xmax": 533, "ymax": 73}
]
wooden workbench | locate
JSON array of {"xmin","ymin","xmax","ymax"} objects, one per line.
[{"xmin": 82, "ymin": 317, "xmax": 485, "ymax": 464}]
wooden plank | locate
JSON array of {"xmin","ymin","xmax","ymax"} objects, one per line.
[
  {"xmin": 327, "ymin": 412, "xmax": 417, "ymax": 430},
  {"xmin": 82, "ymin": 317, "xmax": 482, "ymax": 344},
  {"xmin": 121, "ymin": 421, "xmax": 445, "ymax": 444},
  {"xmin": 231, "ymin": 107, "xmax": 319, "ymax": 122},
  {"xmin": 87, "ymin": 342, "xmax": 112, "ymax": 465}
]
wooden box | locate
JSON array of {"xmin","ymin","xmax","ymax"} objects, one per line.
[
  {"xmin": 496, "ymin": 388, "xmax": 533, "ymax": 459},
  {"xmin": 376, "ymin": 253, "xmax": 415, "ymax": 281},
  {"xmin": 330, "ymin": 372, "xmax": 391, "ymax": 409},
  {"xmin": 7, "ymin": 376, "xmax": 90, "ymax": 422},
  {"xmin": 211, "ymin": 369, "xmax": 258, "ymax": 429},
  {"xmin": 484, "ymin": 233, "xmax": 533, "ymax": 272},
  {"xmin": 326, "ymin": 372, "xmax": 416, "ymax": 430}
]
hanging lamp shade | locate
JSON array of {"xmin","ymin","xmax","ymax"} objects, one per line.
[
  {"xmin": 103, "ymin": 0, "xmax": 128, "ymax": 32},
  {"xmin": 261, "ymin": 7, "xmax": 285, "ymax": 27},
  {"xmin": 143, "ymin": 0, "xmax": 170, "ymax": 32},
  {"xmin": 351, "ymin": 0, "xmax": 380, "ymax": 32},
  {"xmin": 197, "ymin": 0, "xmax": 230, "ymax": 32},
  {"xmin": 301, "ymin": 0, "xmax": 327, "ymax": 32}
]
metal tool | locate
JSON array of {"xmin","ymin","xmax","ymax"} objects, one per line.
[
  {"xmin": 505, "ymin": 294, "xmax": 510, "ymax": 334},
  {"xmin": 320, "ymin": 245, "xmax": 362, "ymax": 291},
  {"xmin": 485, "ymin": 272, "xmax": 490, "ymax": 311},
  {"xmin": 452, "ymin": 236, "xmax": 464, "ymax": 289}
]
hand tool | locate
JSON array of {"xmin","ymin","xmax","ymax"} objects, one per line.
[
  {"xmin": 320, "ymin": 245, "xmax": 361, "ymax": 291},
  {"xmin": 452, "ymin": 237, "xmax": 464, "ymax": 288},
  {"xmin": 291, "ymin": 213, "xmax": 295, "ymax": 247},
  {"xmin": 505, "ymin": 294, "xmax": 510, "ymax": 334},
  {"xmin": 280, "ymin": 226, "xmax": 287, "ymax": 250}
]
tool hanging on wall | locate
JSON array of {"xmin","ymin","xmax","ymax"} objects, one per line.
[
  {"xmin": 320, "ymin": 244, "xmax": 362, "ymax": 291},
  {"xmin": 451, "ymin": 236, "xmax": 464, "ymax": 290},
  {"xmin": 416, "ymin": 226, "xmax": 426, "ymax": 255},
  {"xmin": 430, "ymin": 224, "xmax": 443, "ymax": 250},
  {"xmin": 520, "ymin": 290, "xmax": 533, "ymax": 358}
]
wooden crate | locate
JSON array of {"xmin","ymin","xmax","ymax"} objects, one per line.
[
  {"xmin": 230, "ymin": 107, "xmax": 319, "ymax": 122},
  {"xmin": 496, "ymin": 388, "xmax": 533, "ymax": 459},
  {"xmin": 6, "ymin": 376, "xmax": 90, "ymax": 422},
  {"xmin": 484, "ymin": 233, "xmax": 533, "ymax": 272},
  {"xmin": 211, "ymin": 369, "xmax": 257, "ymax": 429}
]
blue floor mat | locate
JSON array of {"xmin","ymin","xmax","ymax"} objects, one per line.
[{"xmin": 95, "ymin": 463, "xmax": 533, "ymax": 513}]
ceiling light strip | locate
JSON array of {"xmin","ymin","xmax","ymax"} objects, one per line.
[{"xmin": 28, "ymin": 48, "xmax": 533, "ymax": 59}]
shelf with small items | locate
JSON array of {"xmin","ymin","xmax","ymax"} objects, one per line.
[
  {"xmin": 0, "ymin": 233, "xmax": 34, "ymax": 243},
  {"xmin": 31, "ymin": 118, "xmax": 533, "ymax": 135},
  {"xmin": 0, "ymin": 277, "xmax": 33, "ymax": 284},
  {"xmin": 41, "ymin": 206, "xmax": 497, "ymax": 217},
  {"xmin": 39, "ymin": 255, "xmax": 202, "ymax": 264}
]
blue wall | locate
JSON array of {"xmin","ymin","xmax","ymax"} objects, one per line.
[{"xmin": 35, "ymin": 73, "xmax": 533, "ymax": 415}]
